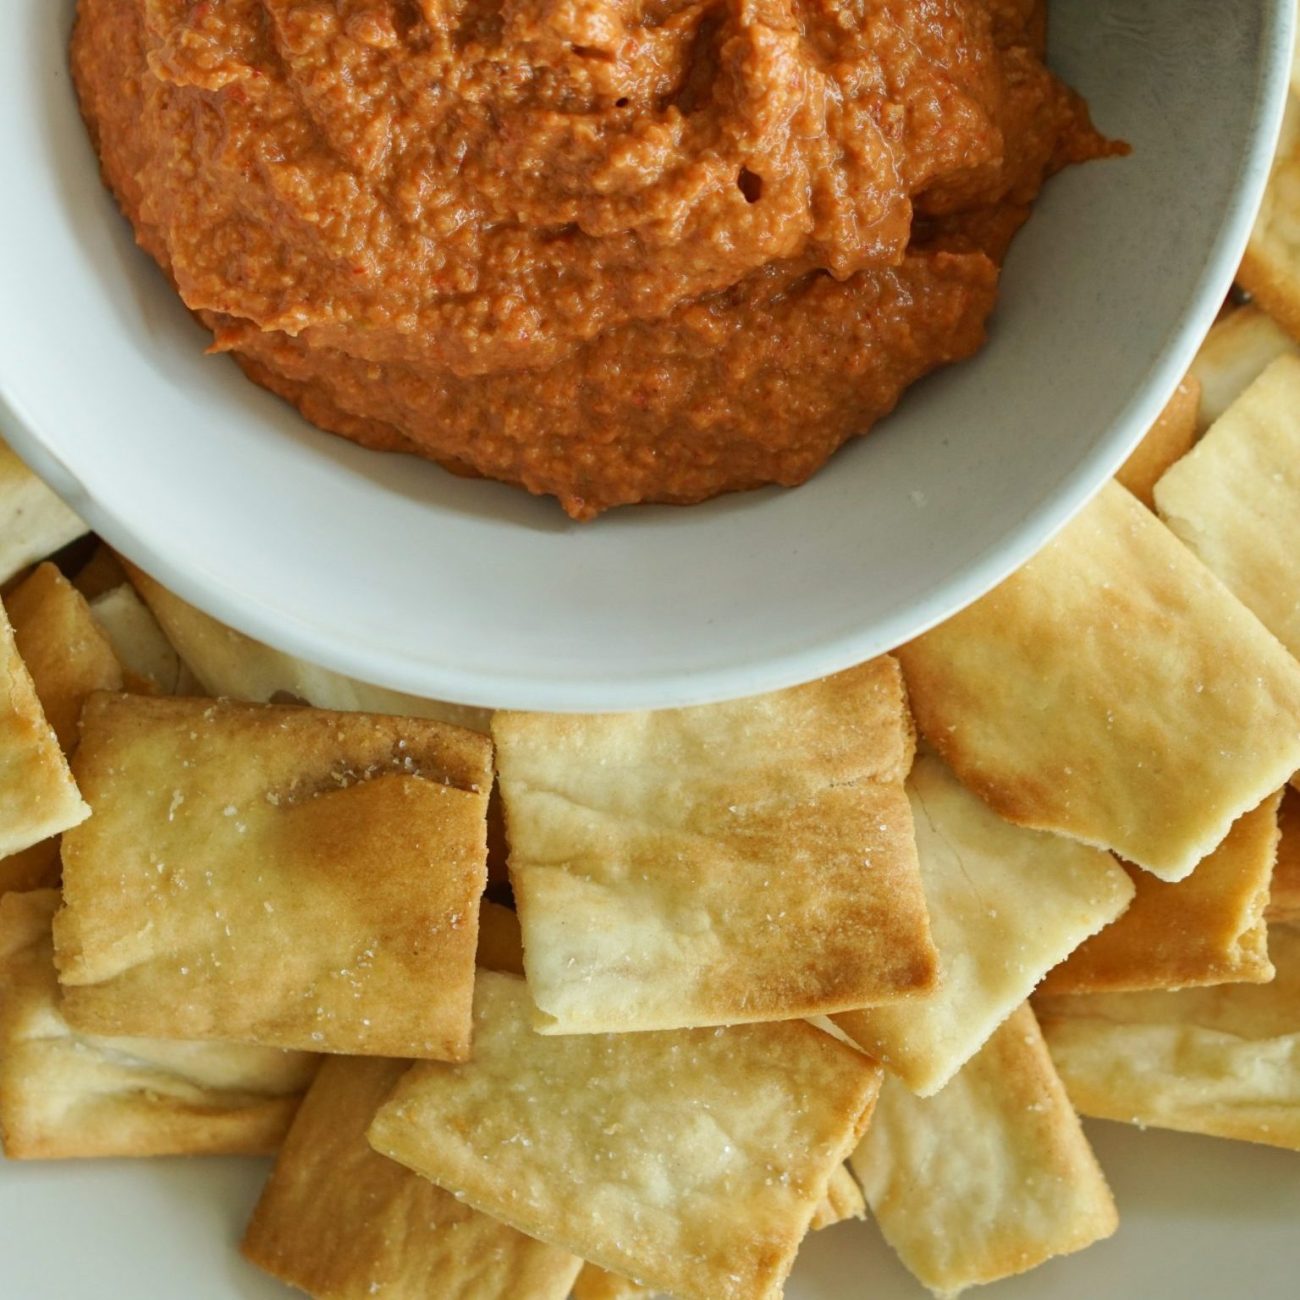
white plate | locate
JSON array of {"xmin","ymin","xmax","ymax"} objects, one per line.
[
  {"xmin": 1, "ymin": 1122, "xmax": 1297, "ymax": 1297},
  {"xmin": 0, "ymin": 0, "xmax": 1292, "ymax": 711}
]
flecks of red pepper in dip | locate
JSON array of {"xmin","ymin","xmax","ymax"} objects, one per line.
[{"xmin": 73, "ymin": 0, "xmax": 1113, "ymax": 518}]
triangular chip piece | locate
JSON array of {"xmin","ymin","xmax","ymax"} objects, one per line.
[
  {"xmin": 1041, "ymin": 793, "xmax": 1280, "ymax": 994},
  {"xmin": 897, "ymin": 481, "xmax": 1300, "ymax": 881},
  {"xmin": 850, "ymin": 1003, "xmax": 1117, "ymax": 1298},
  {"xmin": 0, "ymin": 889, "xmax": 316, "ymax": 1158},
  {"xmin": 0, "ymin": 597, "xmax": 89, "ymax": 859},
  {"xmin": 243, "ymin": 1055, "xmax": 583, "ymax": 1299},
  {"xmin": 55, "ymin": 695, "xmax": 491, "ymax": 1058},
  {"xmin": 368, "ymin": 971, "xmax": 881, "ymax": 1300},
  {"xmin": 835, "ymin": 751, "xmax": 1133, "ymax": 1095},
  {"xmin": 494, "ymin": 659, "xmax": 936, "ymax": 1033},
  {"xmin": 125, "ymin": 561, "xmax": 491, "ymax": 733},
  {"xmin": 1037, "ymin": 924, "xmax": 1300, "ymax": 1152},
  {"xmin": 0, "ymin": 438, "xmax": 86, "ymax": 585},
  {"xmin": 1156, "ymin": 355, "xmax": 1300, "ymax": 667}
]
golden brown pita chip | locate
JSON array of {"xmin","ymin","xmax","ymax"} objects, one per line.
[
  {"xmin": 5, "ymin": 563, "xmax": 123, "ymax": 749},
  {"xmin": 851, "ymin": 1003, "xmax": 1117, "ymax": 1298},
  {"xmin": 1188, "ymin": 304, "xmax": 1299, "ymax": 433},
  {"xmin": 89, "ymin": 584, "xmax": 200, "ymax": 695},
  {"xmin": 1270, "ymin": 789, "xmax": 1300, "ymax": 923},
  {"xmin": 0, "ymin": 437, "xmax": 87, "ymax": 585},
  {"xmin": 476, "ymin": 899, "xmax": 525, "ymax": 976},
  {"xmin": 243, "ymin": 1055, "xmax": 583, "ymax": 1300},
  {"xmin": 570, "ymin": 1163, "xmax": 864, "ymax": 1299},
  {"xmin": 1041, "ymin": 793, "xmax": 1280, "ymax": 994},
  {"xmin": 72, "ymin": 544, "xmax": 129, "ymax": 602},
  {"xmin": 125, "ymin": 562, "xmax": 492, "ymax": 733},
  {"xmin": 368, "ymin": 972, "xmax": 881, "ymax": 1300},
  {"xmin": 0, "ymin": 839, "xmax": 61, "ymax": 896},
  {"xmin": 1156, "ymin": 356, "xmax": 1300, "ymax": 667},
  {"xmin": 55, "ymin": 695, "xmax": 491, "ymax": 1059},
  {"xmin": 1038, "ymin": 925, "xmax": 1300, "ymax": 1152},
  {"xmin": 1239, "ymin": 95, "xmax": 1300, "ymax": 343},
  {"xmin": 0, "ymin": 599, "xmax": 89, "ymax": 860},
  {"xmin": 834, "ymin": 752, "xmax": 1133, "ymax": 1095},
  {"xmin": 898, "ymin": 481, "xmax": 1300, "ymax": 883},
  {"xmin": 1115, "ymin": 376, "xmax": 1200, "ymax": 508},
  {"xmin": 494, "ymin": 660, "xmax": 936, "ymax": 1033},
  {"xmin": 0, "ymin": 890, "xmax": 316, "ymax": 1159}
]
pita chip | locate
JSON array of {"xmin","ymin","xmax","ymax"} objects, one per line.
[
  {"xmin": 476, "ymin": 899, "xmax": 526, "ymax": 976},
  {"xmin": 1115, "ymin": 375, "xmax": 1200, "ymax": 508},
  {"xmin": 1042, "ymin": 793, "xmax": 1280, "ymax": 994},
  {"xmin": 72, "ymin": 544, "xmax": 129, "ymax": 601},
  {"xmin": 851, "ymin": 1003, "xmax": 1117, "ymax": 1298},
  {"xmin": 835, "ymin": 751, "xmax": 1134, "ymax": 1095},
  {"xmin": 55, "ymin": 695, "xmax": 491, "ymax": 1059},
  {"xmin": 1156, "ymin": 356, "xmax": 1300, "ymax": 668},
  {"xmin": 1269, "ymin": 789, "xmax": 1300, "ymax": 923},
  {"xmin": 0, "ymin": 889, "xmax": 316, "ymax": 1159},
  {"xmin": 1188, "ymin": 304, "xmax": 1298, "ymax": 433},
  {"xmin": 90, "ymin": 583, "xmax": 200, "ymax": 695},
  {"xmin": 243, "ymin": 1055, "xmax": 582, "ymax": 1300},
  {"xmin": 0, "ymin": 437, "xmax": 86, "ymax": 585},
  {"xmin": 897, "ymin": 480, "xmax": 1300, "ymax": 882},
  {"xmin": 0, "ymin": 597, "xmax": 89, "ymax": 860},
  {"xmin": 494, "ymin": 659, "xmax": 936, "ymax": 1033},
  {"xmin": 1238, "ymin": 94, "xmax": 1300, "ymax": 343},
  {"xmin": 1038, "ymin": 924, "xmax": 1300, "ymax": 1152},
  {"xmin": 124, "ymin": 561, "xmax": 491, "ymax": 734},
  {"xmin": 368, "ymin": 972, "xmax": 881, "ymax": 1300}
]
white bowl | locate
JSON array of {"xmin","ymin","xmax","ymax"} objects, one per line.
[{"xmin": 0, "ymin": 0, "xmax": 1292, "ymax": 711}]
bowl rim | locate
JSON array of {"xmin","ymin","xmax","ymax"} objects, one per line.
[{"xmin": 2, "ymin": 2, "xmax": 1295, "ymax": 712}]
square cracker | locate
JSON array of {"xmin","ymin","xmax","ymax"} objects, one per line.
[
  {"xmin": 1238, "ymin": 94, "xmax": 1300, "ymax": 342},
  {"xmin": 850, "ymin": 1003, "xmax": 1117, "ymax": 1298},
  {"xmin": 1115, "ymin": 375, "xmax": 1200, "ymax": 509},
  {"xmin": 0, "ymin": 595, "xmax": 89, "ymax": 860},
  {"xmin": 0, "ymin": 889, "xmax": 316, "ymax": 1158},
  {"xmin": 1156, "ymin": 355, "xmax": 1300, "ymax": 664},
  {"xmin": 54, "ymin": 695, "xmax": 491, "ymax": 1059},
  {"xmin": 494, "ymin": 659, "xmax": 937, "ymax": 1033},
  {"xmin": 124, "ymin": 561, "xmax": 492, "ymax": 734},
  {"xmin": 243, "ymin": 1055, "xmax": 582, "ymax": 1300},
  {"xmin": 367, "ymin": 971, "xmax": 882, "ymax": 1300},
  {"xmin": 1041, "ymin": 793, "xmax": 1280, "ymax": 994},
  {"xmin": 1037, "ymin": 924, "xmax": 1300, "ymax": 1152},
  {"xmin": 1188, "ymin": 304, "xmax": 1298, "ymax": 433},
  {"xmin": 0, "ymin": 436, "xmax": 87, "ymax": 586},
  {"xmin": 897, "ymin": 480, "xmax": 1300, "ymax": 882},
  {"xmin": 834, "ymin": 751, "xmax": 1134, "ymax": 1096},
  {"xmin": 1269, "ymin": 789, "xmax": 1300, "ymax": 923}
]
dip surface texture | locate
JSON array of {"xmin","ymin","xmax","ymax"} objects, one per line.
[{"xmin": 73, "ymin": 0, "xmax": 1103, "ymax": 518}]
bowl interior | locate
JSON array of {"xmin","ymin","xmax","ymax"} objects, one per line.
[{"xmin": 0, "ymin": 0, "xmax": 1292, "ymax": 710}]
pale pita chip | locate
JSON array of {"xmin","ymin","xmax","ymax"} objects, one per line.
[
  {"xmin": 1188, "ymin": 304, "xmax": 1299, "ymax": 433},
  {"xmin": 1239, "ymin": 94, "xmax": 1300, "ymax": 343},
  {"xmin": 55, "ymin": 695, "xmax": 491, "ymax": 1058},
  {"xmin": 1156, "ymin": 356, "xmax": 1300, "ymax": 667},
  {"xmin": 834, "ymin": 751, "xmax": 1133, "ymax": 1095},
  {"xmin": 0, "ymin": 597, "xmax": 89, "ymax": 859},
  {"xmin": 1041, "ymin": 793, "xmax": 1280, "ymax": 994},
  {"xmin": 897, "ymin": 480, "xmax": 1300, "ymax": 882},
  {"xmin": 1038, "ymin": 925, "xmax": 1300, "ymax": 1152},
  {"xmin": 243, "ymin": 1055, "xmax": 582, "ymax": 1300},
  {"xmin": 368, "ymin": 971, "xmax": 882, "ymax": 1300},
  {"xmin": 0, "ymin": 437, "xmax": 87, "ymax": 585},
  {"xmin": 494, "ymin": 659, "xmax": 936, "ymax": 1033},
  {"xmin": 124, "ymin": 561, "xmax": 492, "ymax": 734},
  {"xmin": 90, "ymin": 584, "xmax": 200, "ymax": 695},
  {"xmin": 0, "ymin": 890, "xmax": 316, "ymax": 1159},
  {"xmin": 1115, "ymin": 375, "xmax": 1200, "ymax": 509},
  {"xmin": 1269, "ymin": 789, "xmax": 1300, "ymax": 923},
  {"xmin": 851, "ymin": 1003, "xmax": 1117, "ymax": 1298}
]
